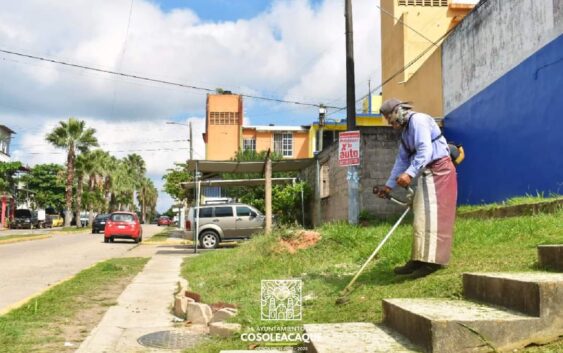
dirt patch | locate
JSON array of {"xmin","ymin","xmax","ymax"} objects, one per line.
[
  {"xmin": 276, "ymin": 230, "xmax": 322, "ymax": 254},
  {"xmin": 29, "ymin": 276, "xmax": 134, "ymax": 352}
]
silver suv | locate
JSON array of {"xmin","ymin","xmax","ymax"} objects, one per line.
[{"xmin": 185, "ymin": 203, "xmax": 265, "ymax": 249}]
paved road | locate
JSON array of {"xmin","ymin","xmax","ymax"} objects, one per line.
[{"xmin": 0, "ymin": 224, "xmax": 163, "ymax": 314}]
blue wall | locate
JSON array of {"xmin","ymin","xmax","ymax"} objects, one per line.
[{"xmin": 445, "ymin": 34, "xmax": 563, "ymax": 204}]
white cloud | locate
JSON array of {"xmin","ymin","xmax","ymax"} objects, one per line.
[{"xmin": 1, "ymin": 0, "xmax": 382, "ymax": 211}]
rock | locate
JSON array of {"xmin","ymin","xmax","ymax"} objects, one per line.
[
  {"xmin": 174, "ymin": 295, "xmax": 188, "ymax": 319},
  {"xmin": 177, "ymin": 278, "xmax": 189, "ymax": 293},
  {"xmin": 185, "ymin": 290, "xmax": 201, "ymax": 302},
  {"xmin": 186, "ymin": 302, "xmax": 212, "ymax": 324},
  {"xmin": 210, "ymin": 308, "xmax": 238, "ymax": 323},
  {"xmin": 209, "ymin": 322, "xmax": 242, "ymax": 337}
]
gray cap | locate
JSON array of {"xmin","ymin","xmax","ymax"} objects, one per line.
[{"xmin": 380, "ymin": 98, "xmax": 412, "ymax": 115}]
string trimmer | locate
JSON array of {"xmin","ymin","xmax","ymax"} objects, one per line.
[{"xmin": 335, "ymin": 186, "xmax": 414, "ymax": 305}]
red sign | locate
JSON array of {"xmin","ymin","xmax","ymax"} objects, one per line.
[{"xmin": 339, "ymin": 131, "xmax": 360, "ymax": 167}]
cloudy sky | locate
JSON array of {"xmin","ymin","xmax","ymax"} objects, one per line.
[{"xmin": 0, "ymin": 0, "xmax": 382, "ymax": 212}]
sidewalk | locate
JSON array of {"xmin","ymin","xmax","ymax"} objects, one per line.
[{"xmin": 76, "ymin": 244, "xmax": 194, "ymax": 353}]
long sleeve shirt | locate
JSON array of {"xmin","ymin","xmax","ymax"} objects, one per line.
[{"xmin": 385, "ymin": 112, "xmax": 450, "ymax": 189}]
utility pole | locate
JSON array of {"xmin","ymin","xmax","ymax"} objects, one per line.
[
  {"xmin": 345, "ymin": 0, "xmax": 359, "ymax": 225},
  {"xmin": 189, "ymin": 121, "xmax": 193, "ymax": 161}
]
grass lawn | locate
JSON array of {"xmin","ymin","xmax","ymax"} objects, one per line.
[
  {"xmin": 0, "ymin": 257, "xmax": 149, "ymax": 353},
  {"xmin": 181, "ymin": 205, "xmax": 563, "ymax": 352}
]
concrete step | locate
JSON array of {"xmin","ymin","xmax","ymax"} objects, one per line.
[
  {"xmin": 538, "ymin": 245, "xmax": 563, "ymax": 271},
  {"xmin": 304, "ymin": 322, "xmax": 421, "ymax": 353},
  {"xmin": 382, "ymin": 298, "xmax": 548, "ymax": 353},
  {"xmin": 463, "ymin": 272, "xmax": 563, "ymax": 316}
]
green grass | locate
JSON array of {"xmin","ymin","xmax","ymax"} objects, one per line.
[
  {"xmin": 181, "ymin": 207, "xmax": 563, "ymax": 352},
  {"xmin": 457, "ymin": 193, "xmax": 562, "ymax": 213},
  {"xmin": 144, "ymin": 226, "xmax": 174, "ymax": 243},
  {"xmin": 0, "ymin": 257, "xmax": 149, "ymax": 353}
]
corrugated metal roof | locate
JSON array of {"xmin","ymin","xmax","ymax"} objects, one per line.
[{"xmin": 186, "ymin": 159, "xmax": 315, "ymax": 174}]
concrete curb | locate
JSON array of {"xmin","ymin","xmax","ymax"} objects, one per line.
[{"xmin": 0, "ymin": 234, "xmax": 52, "ymax": 245}]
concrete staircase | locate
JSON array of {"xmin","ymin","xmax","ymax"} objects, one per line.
[{"xmin": 304, "ymin": 245, "xmax": 563, "ymax": 353}]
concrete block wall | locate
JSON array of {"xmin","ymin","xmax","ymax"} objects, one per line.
[
  {"xmin": 301, "ymin": 127, "xmax": 406, "ymax": 224},
  {"xmin": 359, "ymin": 127, "xmax": 405, "ymax": 218}
]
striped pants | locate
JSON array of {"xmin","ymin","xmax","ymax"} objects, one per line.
[{"xmin": 412, "ymin": 157, "xmax": 458, "ymax": 265}]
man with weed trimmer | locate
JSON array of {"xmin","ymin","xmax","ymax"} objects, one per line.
[{"xmin": 377, "ymin": 98, "xmax": 458, "ymax": 278}]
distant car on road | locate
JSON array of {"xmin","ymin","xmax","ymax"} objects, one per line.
[
  {"xmin": 104, "ymin": 212, "xmax": 142, "ymax": 243},
  {"xmin": 92, "ymin": 213, "xmax": 110, "ymax": 233},
  {"xmin": 185, "ymin": 203, "xmax": 264, "ymax": 249},
  {"xmin": 157, "ymin": 216, "xmax": 172, "ymax": 226}
]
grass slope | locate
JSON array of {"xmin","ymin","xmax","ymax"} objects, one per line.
[{"xmin": 182, "ymin": 207, "xmax": 562, "ymax": 352}]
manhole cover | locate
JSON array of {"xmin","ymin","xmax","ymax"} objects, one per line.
[{"xmin": 137, "ymin": 330, "xmax": 204, "ymax": 349}]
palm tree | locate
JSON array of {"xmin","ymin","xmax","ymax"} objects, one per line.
[
  {"xmin": 137, "ymin": 177, "xmax": 158, "ymax": 224},
  {"xmin": 46, "ymin": 118, "xmax": 98, "ymax": 227}
]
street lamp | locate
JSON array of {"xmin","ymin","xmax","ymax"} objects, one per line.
[
  {"xmin": 166, "ymin": 121, "xmax": 196, "ymax": 252},
  {"xmin": 166, "ymin": 121, "xmax": 193, "ymax": 160},
  {"xmin": 318, "ymin": 104, "xmax": 326, "ymax": 153}
]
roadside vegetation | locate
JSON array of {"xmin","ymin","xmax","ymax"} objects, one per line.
[
  {"xmin": 0, "ymin": 257, "xmax": 149, "ymax": 353},
  {"xmin": 457, "ymin": 193, "xmax": 562, "ymax": 213},
  {"xmin": 181, "ymin": 200, "xmax": 562, "ymax": 352}
]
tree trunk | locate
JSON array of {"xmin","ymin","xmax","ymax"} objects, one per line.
[
  {"xmin": 64, "ymin": 147, "xmax": 75, "ymax": 227},
  {"xmin": 88, "ymin": 174, "xmax": 95, "ymax": 225},
  {"xmin": 75, "ymin": 175, "xmax": 83, "ymax": 228},
  {"xmin": 141, "ymin": 189, "xmax": 146, "ymax": 224}
]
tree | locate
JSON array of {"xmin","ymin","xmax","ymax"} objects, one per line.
[
  {"xmin": 0, "ymin": 161, "xmax": 23, "ymax": 193},
  {"xmin": 162, "ymin": 163, "xmax": 193, "ymax": 202},
  {"xmin": 17, "ymin": 163, "xmax": 65, "ymax": 210},
  {"xmin": 45, "ymin": 117, "xmax": 98, "ymax": 226},
  {"xmin": 137, "ymin": 177, "xmax": 158, "ymax": 223}
]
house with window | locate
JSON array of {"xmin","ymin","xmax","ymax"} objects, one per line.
[
  {"xmin": 0, "ymin": 125, "xmax": 15, "ymax": 162},
  {"xmin": 203, "ymin": 92, "xmax": 310, "ymax": 160}
]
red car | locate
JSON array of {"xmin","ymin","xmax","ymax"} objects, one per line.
[
  {"xmin": 104, "ymin": 212, "xmax": 142, "ymax": 243},
  {"xmin": 157, "ymin": 216, "xmax": 172, "ymax": 226}
]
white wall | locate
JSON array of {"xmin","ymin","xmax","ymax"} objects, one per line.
[{"xmin": 442, "ymin": 0, "xmax": 563, "ymax": 114}]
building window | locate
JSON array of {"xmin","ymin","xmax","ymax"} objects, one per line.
[
  {"xmin": 274, "ymin": 132, "xmax": 293, "ymax": 157},
  {"xmin": 0, "ymin": 138, "xmax": 9, "ymax": 156},
  {"xmin": 398, "ymin": 0, "xmax": 448, "ymax": 6},
  {"xmin": 209, "ymin": 112, "xmax": 240, "ymax": 125},
  {"xmin": 320, "ymin": 163, "xmax": 330, "ymax": 198},
  {"xmin": 243, "ymin": 138, "xmax": 256, "ymax": 152}
]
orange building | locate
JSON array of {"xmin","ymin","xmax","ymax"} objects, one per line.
[{"xmin": 203, "ymin": 92, "xmax": 310, "ymax": 160}]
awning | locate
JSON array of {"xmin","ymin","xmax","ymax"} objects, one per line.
[
  {"xmin": 181, "ymin": 178, "xmax": 296, "ymax": 189},
  {"xmin": 185, "ymin": 159, "xmax": 315, "ymax": 174}
]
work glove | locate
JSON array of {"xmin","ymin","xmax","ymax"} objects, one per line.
[
  {"xmin": 373, "ymin": 185, "xmax": 392, "ymax": 199},
  {"xmin": 396, "ymin": 173, "xmax": 412, "ymax": 188}
]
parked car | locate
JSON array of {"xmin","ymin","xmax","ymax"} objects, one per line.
[
  {"xmin": 92, "ymin": 213, "xmax": 110, "ymax": 233},
  {"xmin": 45, "ymin": 214, "xmax": 64, "ymax": 228},
  {"xmin": 157, "ymin": 216, "xmax": 172, "ymax": 226},
  {"xmin": 185, "ymin": 203, "xmax": 264, "ymax": 249},
  {"xmin": 11, "ymin": 209, "xmax": 39, "ymax": 229},
  {"xmin": 71, "ymin": 211, "xmax": 89, "ymax": 227},
  {"xmin": 104, "ymin": 212, "xmax": 142, "ymax": 243}
]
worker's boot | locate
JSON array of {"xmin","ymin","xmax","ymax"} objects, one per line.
[
  {"xmin": 393, "ymin": 260, "xmax": 423, "ymax": 275},
  {"xmin": 410, "ymin": 262, "xmax": 443, "ymax": 279}
]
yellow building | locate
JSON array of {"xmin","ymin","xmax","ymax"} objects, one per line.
[
  {"xmin": 380, "ymin": 0, "xmax": 474, "ymax": 117},
  {"xmin": 204, "ymin": 92, "xmax": 310, "ymax": 160}
]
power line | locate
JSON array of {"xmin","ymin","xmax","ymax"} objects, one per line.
[
  {"xmin": 0, "ymin": 47, "xmax": 341, "ymax": 110},
  {"xmin": 14, "ymin": 138, "xmax": 190, "ymax": 148}
]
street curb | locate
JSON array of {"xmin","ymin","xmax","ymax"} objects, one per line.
[{"xmin": 0, "ymin": 234, "xmax": 52, "ymax": 245}]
